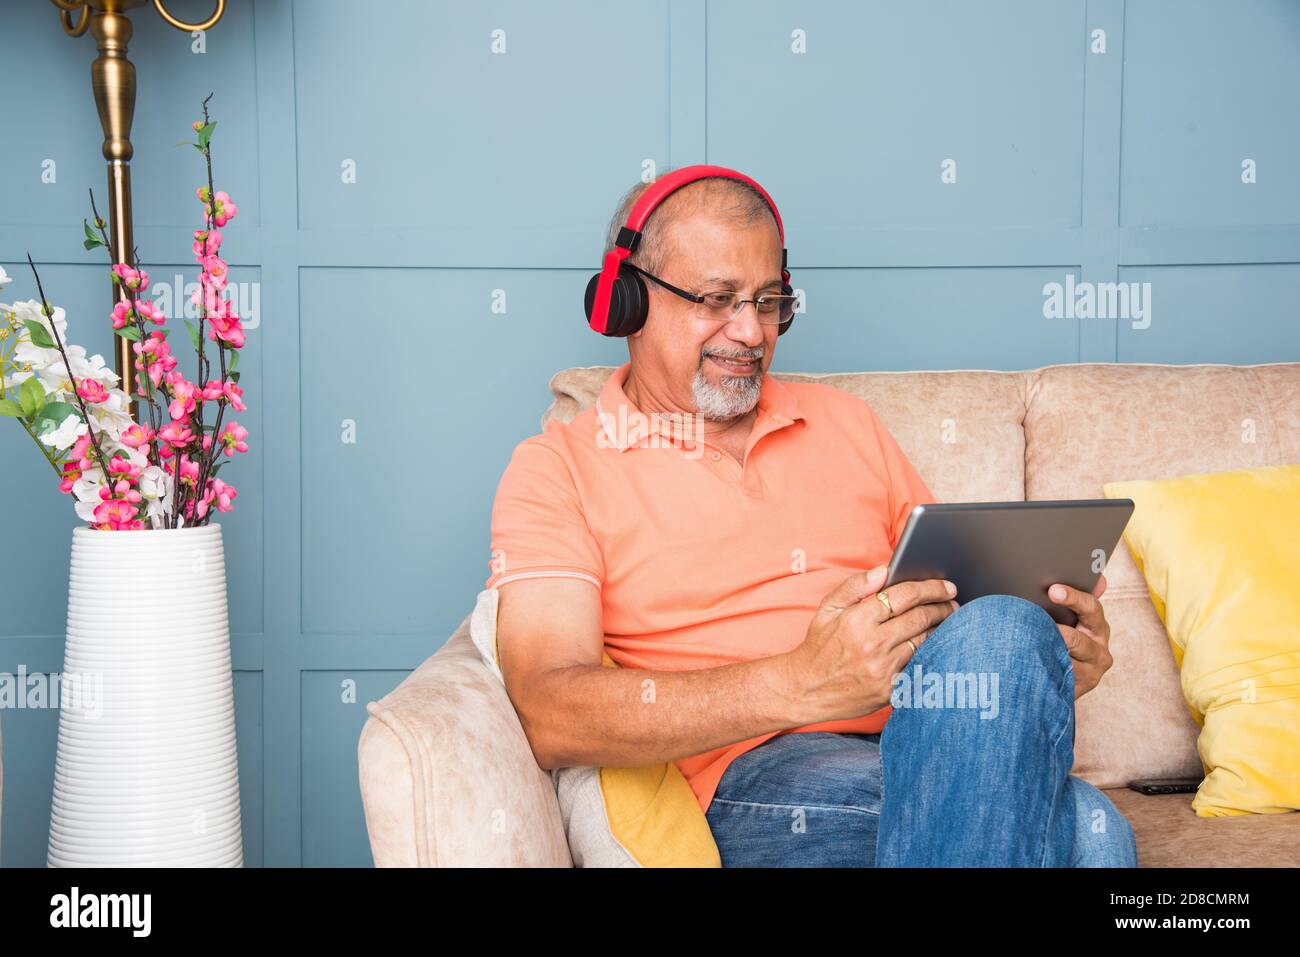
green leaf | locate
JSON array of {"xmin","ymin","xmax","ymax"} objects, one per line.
[
  {"xmin": 82, "ymin": 219, "xmax": 104, "ymax": 250},
  {"xmin": 114, "ymin": 325, "xmax": 142, "ymax": 342},
  {"xmin": 19, "ymin": 375, "xmax": 45, "ymax": 418},
  {"xmin": 22, "ymin": 319, "xmax": 55, "ymax": 349},
  {"xmin": 229, "ymin": 371, "xmax": 240, "ymax": 384},
  {"xmin": 197, "ymin": 121, "xmax": 216, "ymax": 150},
  {"xmin": 184, "ymin": 319, "xmax": 201, "ymax": 352},
  {"xmin": 227, "ymin": 349, "xmax": 240, "ymax": 373},
  {"xmin": 0, "ymin": 398, "xmax": 23, "ymax": 417},
  {"xmin": 33, "ymin": 401, "xmax": 78, "ymax": 436}
]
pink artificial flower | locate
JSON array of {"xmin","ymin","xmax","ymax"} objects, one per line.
[
  {"xmin": 211, "ymin": 191, "xmax": 238, "ymax": 227},
  {"xmin": 111, "ymin": 264, "xmax": 149, "ymax": 292},
  {"xmin": 108, "ymin": 456, "xmax": 143, "ymax": 484},
  {"xmin": 218, "ymin": 421, "xmax": 249, "ymax": 457},
  {"xmin": 199, "ymin": 378, "xmax": 245, "ymax": 411},
  {"xmin": 92, "ymin": 498, "xmax": 140, "ymax": 529},
  {"xmin": 164, "ymin": 455, "xmax": 200, "ymax": 494},
  {"xmin": 166, "ymin": 373, "xmax": 198, "ymax": 420},
  {"xmin": 119, "ymin": 423, "xmax": 156, "ymax": 450},
  {"xmin": 133, "ymin": 332, "xmax": 178, "ymax": 389},
  {"xmin": 192, "ymin": 228, "xmax": 223, "ymax": 258},
  {"xmin": 197, "ymin": 475, "xmax": 239, "ymax": 514},
  {"xmin": 211, "ymin": 478, "xmax": 237, "ymax": 512},
  {"xmin": 71, "ymin": 433, "xmax": 94, "ymax": 471},
  {"xmin": 60, "ymin": 460, "xmax": 82, "ymax": 495},
  {"xmin": 221, "ymin": 378, "xmax": 246, "ymax": 411},
  {"xmin": 158, "ymin": 420, "xmax": 195, "ymax": 449},
  {"xmin": 201, "ymin": 255, "xmax": 228, "ymax": 289},
  {"xmin": 206, "ymin": 306, "xmax": 245, "ymax": 349},
  {"xmin": 135, "ymin": 298, "xmax": 166, "ymax": 325},
  {"xmin": 77, "ymin": 378, "xmax": 109, "ymax": 404},
  {"xmin": 111, "ymin": 300, "xmax": 133, "ymax": 330}
]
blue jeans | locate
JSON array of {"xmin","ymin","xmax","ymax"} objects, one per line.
[{"xmin": 705, "ymin": 595, "xmax": 1139, "ymax": 867}]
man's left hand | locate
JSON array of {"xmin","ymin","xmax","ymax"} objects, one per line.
[{"xmin": 1047, "ymin": 574, "xmax": 1114, "ymax": 700}]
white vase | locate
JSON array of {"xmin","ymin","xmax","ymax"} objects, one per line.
[{"xmin": 47, "ymin": 522, "xmax": 243, "ymax": 867}]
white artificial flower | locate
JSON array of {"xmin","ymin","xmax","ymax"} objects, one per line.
[
  {"xmin": 71, "ymin": 470, "xmax": 106, "ymax": 523},
  {"xmin": 70, "ymin": 346, "xmax": 120, "ymax": 388},
  {"xmin": 40, "ymin": 412, "xmax": 86, "ymax": 450},
  {"xmin": 9, "ymin": 300, "xmax": 70, "ymax": 393},
  {"xmin": 33, "ymin": 344, "xmax": 121, "ymax": 394},
  {"xmin": 0, "ymin": 265, "xmax": 10, "ymax": 289},
  {"xmin": 139, "ymin": 463, "xmax": 169, "ymax": 500},
  {"xmin": 86, "ymin": 388, "xmax": 135, "ymax": 442},
  {"xmin": 10, "ymin": 298, "xmax": 68, "ymax": 343},
  {"xmin": 139, "ymin": 464, "xmax": 173, "ymax": 528}
]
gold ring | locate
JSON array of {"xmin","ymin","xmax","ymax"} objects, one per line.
[
  {"xmin": 906, "ymin": 637, "xmax": 918, "ymax": 655},
  {"xmin": 876, "ymin": 589, "xmax": 893, "ymax": 618}
]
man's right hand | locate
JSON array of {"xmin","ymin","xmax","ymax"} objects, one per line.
[{"xmin": 779, "ymin": 567, "xmax": 959, "ymax": 724}]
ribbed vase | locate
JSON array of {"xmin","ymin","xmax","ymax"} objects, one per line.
[{"xmin": 47, "ymin": 522, "xmax": 243, "ymax": 867}]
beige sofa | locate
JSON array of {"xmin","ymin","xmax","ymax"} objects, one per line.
[{"xmin": 359, "ymin": 361, "xmax": 1300, "ymax": 867}]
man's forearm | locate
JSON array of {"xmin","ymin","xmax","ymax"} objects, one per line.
[{"xmin": 519, "ymin": 654, "xmax": 813, "ymax": 770}]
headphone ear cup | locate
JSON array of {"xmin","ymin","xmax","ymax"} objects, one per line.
[
  {"xmin": 776, "ymin": 278, "xmax": 795, "ymax": 336},
  {"xmin": 584, "ymin": 265, "xmax": 649, "ymax": 337}
]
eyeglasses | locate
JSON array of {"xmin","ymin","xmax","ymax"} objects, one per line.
[{"xmin": 625, "ymin": 262, "xmax": 797, "ymax": 326}]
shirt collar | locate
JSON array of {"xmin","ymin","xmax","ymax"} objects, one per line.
[{"xmin": 594, "ymin": 361, "xmax": 805, "ymax": 453}]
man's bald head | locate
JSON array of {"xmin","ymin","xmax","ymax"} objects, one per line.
[{"xmin": 602, "ymin": 173, "xmax": 778, "ymax": 280}]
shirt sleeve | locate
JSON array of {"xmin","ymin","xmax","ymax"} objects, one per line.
[
  {"xmin": 484, "ymin": 435, "xmax": 604, "ymax": 591},
  {"xmin": 864, "ymin": 404, "xmax": 937, "ymax": 549}
]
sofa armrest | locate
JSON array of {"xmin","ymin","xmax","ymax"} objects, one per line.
[{"xmin": 358, "ymin": 614, "xmax": 572, "ymax": 867}]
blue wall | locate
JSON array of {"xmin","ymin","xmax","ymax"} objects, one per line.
[{"xmin": 1, "ymin": 0, "xmax": 1297, "ymax": 866}]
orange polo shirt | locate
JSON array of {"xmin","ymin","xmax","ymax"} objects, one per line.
[{"xmin": 485, "ymin": 361, "xmax": 935, "ymax": 812}]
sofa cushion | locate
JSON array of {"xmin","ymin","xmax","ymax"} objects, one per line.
[
  {"xmin": 1104, "ymin": 786, "xmax": 1300, "ymax": 867},
  {"xmin": 1104, "ymin": 464, "xmax": 1300, "ymax": 816},
  {"xmin": 1023, "ymin": 363, "xmax": 1300, "ymax": 791}
]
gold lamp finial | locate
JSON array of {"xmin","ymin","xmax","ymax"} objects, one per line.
[{"xmin": 49, "ymin": 0, "xmax": 226, "ymax": 410}]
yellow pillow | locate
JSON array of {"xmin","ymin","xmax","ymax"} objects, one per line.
[{"xmin": 1104, "ymin": 465, "xmax": 1300, "ymax": 817}]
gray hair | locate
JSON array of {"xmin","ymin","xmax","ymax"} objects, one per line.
[{"xmin": 601, "ymin": 171, "xmax": 778, "ymax": 279}]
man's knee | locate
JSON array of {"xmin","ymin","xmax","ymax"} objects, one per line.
[
  {"xmin": 925, "ymin": 593, "xmax": 1062, "ymax": 663},
  {"xmin": 1069, "ymin": 777, "xmax": 1139, "ymax": 867}
]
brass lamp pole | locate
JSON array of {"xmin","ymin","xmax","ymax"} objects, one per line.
[{"xmin": 49, "ymin": 0, "xmax": 226, "ymax": 409}]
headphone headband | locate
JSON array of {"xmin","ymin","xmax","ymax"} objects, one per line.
[
  {"xmin": 586, "ymin": 165, "xmax": 792, "ymax": 336},
  {"xmin": 621, "ymin": 165, "xmax": 786, "ymax": 247}
]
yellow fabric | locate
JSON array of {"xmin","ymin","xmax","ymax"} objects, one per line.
[
  {"xmin": 1104, "ymin": 464, "xmax": 1300, "ymax": 817},
  {"xmin": 492, "ymin": 628, "xmax": 720, "ymax": 865},
  {"xmin": 594, "ymin": 652, "xmax": 721, "ymax": 868}
]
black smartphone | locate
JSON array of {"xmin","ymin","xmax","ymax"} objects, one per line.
[{"xmin": 1127, "ymin": 777, "xmax": 1202, "ymax": 795}]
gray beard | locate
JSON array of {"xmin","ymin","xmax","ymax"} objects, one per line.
[{"xmin": 692, "ymin": 363, "xmax": 762, "ymax": 420}]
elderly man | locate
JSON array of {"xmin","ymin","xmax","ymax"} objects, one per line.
[{"xmin": 485, "ymin": 166, "xmax": 1137, "ymax": 867}]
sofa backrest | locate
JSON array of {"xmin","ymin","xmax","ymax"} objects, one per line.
[{"xmin": 542, "ymin": 362, "xmax": 1300, "ymax": 789}]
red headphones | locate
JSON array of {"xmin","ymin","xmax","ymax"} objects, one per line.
[{"xmin": 584, "ymin": 164, "xmax": 794, "ymax": 338}]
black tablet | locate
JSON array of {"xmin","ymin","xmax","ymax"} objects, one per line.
[{"xmin": 882, "ymin": 499, "xmax": 1135, "ymax": 627}]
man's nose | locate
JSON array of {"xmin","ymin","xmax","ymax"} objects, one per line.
[{"xmin": 724, "ymin": 301, "xmax": 766, "ymax": 346}]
